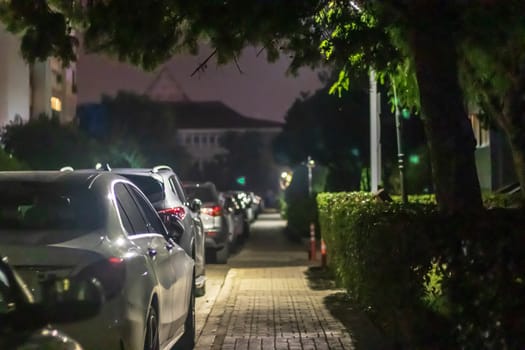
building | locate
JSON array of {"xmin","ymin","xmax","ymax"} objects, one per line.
[
  {"xmin": 470, "ymin": 112, "xmax": 516, "ymax": 191},
  {"xmin": 0, "ymin": 26, "xmax": 77, "ymax": 127},
  {"xmin": 144, "ymin": 67, "xmax": 283, "ymax": 171}
]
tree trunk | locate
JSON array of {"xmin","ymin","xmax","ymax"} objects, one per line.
[
  {"xmin": 506, "ymin": 129, "xmax": 525, "ymax": 201},
  {"xmin": 499, "ymin": 72, "xmax": 525, "ymax": 203},
  {"xmin": 407, "ymin": 1, "xmax": 483, "ymax": 213}
]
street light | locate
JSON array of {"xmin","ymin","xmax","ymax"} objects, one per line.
[
  {"xmin": 305, "ymin": 155, "xmax": 317, "ymax": 262},
  {"xmin": 392, "ymin": 79, "xmax": 408, "ymax": 203},
  {"xmin": 306, "ymin": 156, "xmax": 316, "ymax": 196}
]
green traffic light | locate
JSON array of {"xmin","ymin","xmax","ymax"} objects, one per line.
[
  {"xmin": 402, "ymin": 108, "xmax": 410, "ymax": 119},
  {"xmin": 236, "ymin": 176, "xmax": 246, "ymax": 185},
  {"xmin": 409, "ymin": 155, "xmax": 420, "ymax": 164}
]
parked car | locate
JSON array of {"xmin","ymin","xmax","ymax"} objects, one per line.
[
  {"xmin": 0, "ymin": 170, "xmax": 195, "ymax": 350},
  {"xmin": 248, "ymin": 192, "xmax": 264, "ymax": 218},
  {"xmin": 109, "ymin": 165, "xmax": 206, "ymax": 296},
  {"xmin": 0, "ymin": 255, "xmax": 103, "ymax": 350},
  {"xmin": 223, "ymin": 191, "xmax": 252, "ymax": 240},
  {"xmin": 220, "ymin": 192, "xmax": 245, "ymax": 245},
  {"xmin": 183, "ymin": 182, "xmax": 233, "ymax": 264}
]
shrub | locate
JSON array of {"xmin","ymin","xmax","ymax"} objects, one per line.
[
  {"xmin": 0, "ymin": 148, "xmax": 27, "ymax": 170},
  {"xmin": 317, "ymin": 192, "xmax": 525, "ymax": 349},
  {"xmin": 284, "ymin": 196, "xmax": 318, "ymax": 242}
]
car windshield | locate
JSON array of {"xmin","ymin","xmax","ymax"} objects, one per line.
[
  {"xmin": 0, "ymin": 181, "xmax": 104, "ymax": 232},
  {"xmin": 184, "ymin": 186, "xmax": 217, "ymax": 203}
]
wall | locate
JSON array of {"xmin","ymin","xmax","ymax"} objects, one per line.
[{"xmin": 0, "ymin": 26, "xmax": 30, "ymax": 127}]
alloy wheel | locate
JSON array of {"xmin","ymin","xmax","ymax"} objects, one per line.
[{"xmin": 144, "ymin": 307, "xmax": 159, "ymax": 350}]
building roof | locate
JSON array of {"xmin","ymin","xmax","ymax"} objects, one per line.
[
  {"xmin": 166, "ymin": 101, "xmax": 283, "ymax": 130},
  {"xmin": 145, "ymin": 67, "xmax": 190, "ymax": 102}
]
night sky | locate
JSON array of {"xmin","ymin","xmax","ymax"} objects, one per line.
[{"xmin": 77, "ymin": 46, "xmax": 324, "ymax": 122}]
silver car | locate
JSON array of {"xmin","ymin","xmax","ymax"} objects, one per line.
[
  {"xmin": 0, "ymin": 171, "xmax": 195, "ymax": 350},
  {"xmin": 111, "ymin": 166, "xmax": 206, "ymax": 296},
  {"xmin": 183, "ymin": 182, "xmax": 232, "ymax": 264}
]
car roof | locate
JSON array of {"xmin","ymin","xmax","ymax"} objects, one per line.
[
  {"xmin": 183, "ymin": 181, "xmax": 215, "ymax": 187},
  {"xmin": 0, "ymin": 170, "xmax": 124, "ymax": 188},
  {"xmin": 110, "ymin": 165, "xmax": 174, "ymax": 174}
]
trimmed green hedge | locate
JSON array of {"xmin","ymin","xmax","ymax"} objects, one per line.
[{"xmin": 317, "ymin": 192, "xmax": 525, "ymax": 349}]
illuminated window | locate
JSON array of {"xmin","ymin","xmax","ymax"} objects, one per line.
[{"xmin": 50, "ymin": 97, "xmax": 62, "ymax": 112}]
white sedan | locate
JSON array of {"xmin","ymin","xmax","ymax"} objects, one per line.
[{"xmin": 0, "ymin": 170, "xmax": 195, "ymax": 350}]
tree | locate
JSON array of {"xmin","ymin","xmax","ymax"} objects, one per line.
[
  {"xmin": 275, "ymin": 70, "xmax": 429, "ymax": 194},
  {"xmin": 1, "ymin": 0, "xmax": 497, "ymax": 212},
  {"xmin": 1, "ymin": 114, "xmax": 99, "ymax": 169},
  {"xmin": 274, "ymin": 75, "xmax": 371, "ymax": 192},
  {"xmin": 202, "ymin": 131, "xmax": 281, "ymax": 194},
  {"xmin": 93, "ymin": 92, "xmax": 193, "ymax": 175}
]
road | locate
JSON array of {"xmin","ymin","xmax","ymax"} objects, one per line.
[{"xmin": 194, "ymin": 212, "xmax": 355, "ymax": 350}]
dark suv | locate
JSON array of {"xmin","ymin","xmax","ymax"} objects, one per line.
[
  {"xmin": 183, "ymin": 182, "xmax": 232, "ymax": 264},
  {"xmin": 112, "ymin": 165, "xmax": 206, "ymax": 296}
]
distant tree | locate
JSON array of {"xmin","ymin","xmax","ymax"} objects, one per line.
[
  {"xmin": 274, "ymin": 77, "xmax": 370, "ymax": 192},
  {"xmin": 96, "ymin": 92, "xmax": 193, "ymax": 174},
  {"xmin": 202, "ymin": 131, "xmax": 280, "ymax": 194},
  {"xmin": 0, "ymin": 114, "xmax": 149, "ymax": 170},
  {"xmin": 0, "ymin": 114, "xmax": 99, "ymax": 170},
  {"xmin": 274, "ymin": 72, "xmax": 429, "ymax": 193}
]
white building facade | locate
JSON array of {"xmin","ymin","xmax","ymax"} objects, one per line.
[{"xmin": 0, "ymin": 26, "xmax": 77, "ymax": 127}]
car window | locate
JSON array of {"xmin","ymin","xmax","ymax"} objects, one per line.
[
  {"xmin": 170, "ymin": 175, "xmax": 186, "ymax": 202},
  {"xmin": 126, "ymin": 185, "xmax": 166, "ymax": 235},
  {"xmin": 119, "ymin": 174, "xmax": 165, "ymax": 204},
  {"xmin": 116, "ymin": 200, "xmax": 134, "ymax": 234},
  {"xmin": 114, "ymin": 183, "xmax": 149, "ymax": 235},
  {"xmin": 0, "ymin": 181, "xmax": 104, "ymax": 242},
  {"xmin": 184, "ymin": 185, "xmax": 217, "ymax": 203}
]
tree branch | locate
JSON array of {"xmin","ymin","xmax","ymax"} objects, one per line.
[
  {"xmin": 190, "ymin": 49, "xmax": 217, "ymax": 77},
  {"xmin": 256, "ymin": 46, "xmax": 265, "ymax": 57},
  {"xmin": 233, "ymin": 54, "xmax": 243, "ymax": 74}
]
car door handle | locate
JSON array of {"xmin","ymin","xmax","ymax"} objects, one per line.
[{"xmin": 148, "ymin": 248, "xmax": 157, "ymax": 257}]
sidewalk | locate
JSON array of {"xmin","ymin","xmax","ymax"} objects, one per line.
[{"xmin": 195, "ymin": 213, "xmax": 355, "ymax": 350}]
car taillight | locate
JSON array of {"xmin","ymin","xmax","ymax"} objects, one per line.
[
  {"xmin": 201, "ymin": 205, "xmax": 222, "ymax": 217},
  {"xmin": 158, "ymin": 207, "xmax": 186, "ymax": 220},
  {"xmin": 76, "ymin": 257, "xmax": 126, "ymax": 300}
]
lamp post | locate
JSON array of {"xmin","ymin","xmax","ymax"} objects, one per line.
[
  {"xmin": 392, "ymin": 80, "xmax": 408, "ymax": 203},
  {"xmin": 306, "ymin": 155, "xmax": 315, "ymax": 196},
  {"xmin": 305, "ymin": 156, "xmax": 317, "ymax": 261},
  {"xmin": 370, "ymin": 70, "xmax": 381, "ymax": 192}
]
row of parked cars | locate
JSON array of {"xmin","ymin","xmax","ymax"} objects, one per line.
[{"xmin": 0, "ymin": 164, "xmax": 263, "ymax": 350}]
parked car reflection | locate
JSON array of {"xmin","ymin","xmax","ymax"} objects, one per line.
[{"xmin": 0, "ymin": 255, "xmax": 103, "ymax": 350}]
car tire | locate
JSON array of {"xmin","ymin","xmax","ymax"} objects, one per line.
[
  {"xmin": 174, "ymin": 271, "xmax": 196, "ymax": 349},
  {"xmin": 196, "ymin": 281, "xmax": 206, "ymax": 297},
  {"xmin": 243, "ymin": 221, "xmax": 250, "ymax": 239},
  {"xmin": 144, "ymin": 306, "xmax": 160, "ymax": 350},
  {"xmin": 215, "ymin": 243, "xmax": 229, "ymax": 264}
]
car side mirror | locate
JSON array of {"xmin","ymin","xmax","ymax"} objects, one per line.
[
  {"xmin": 189, "ymin": 198, "xmax": 202, "ymax": 213},
  {"xmin": 8, "ymin": 277, "xmax": 104, "ymax": 330},
  {"xmin": 165, "ymin": 215, "xmax": 185, "ymax": 241}
]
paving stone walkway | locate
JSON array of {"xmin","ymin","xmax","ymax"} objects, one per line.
[{"xmin": 195, "ymin": 213, "xmax": 355, "ymax": 350}]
